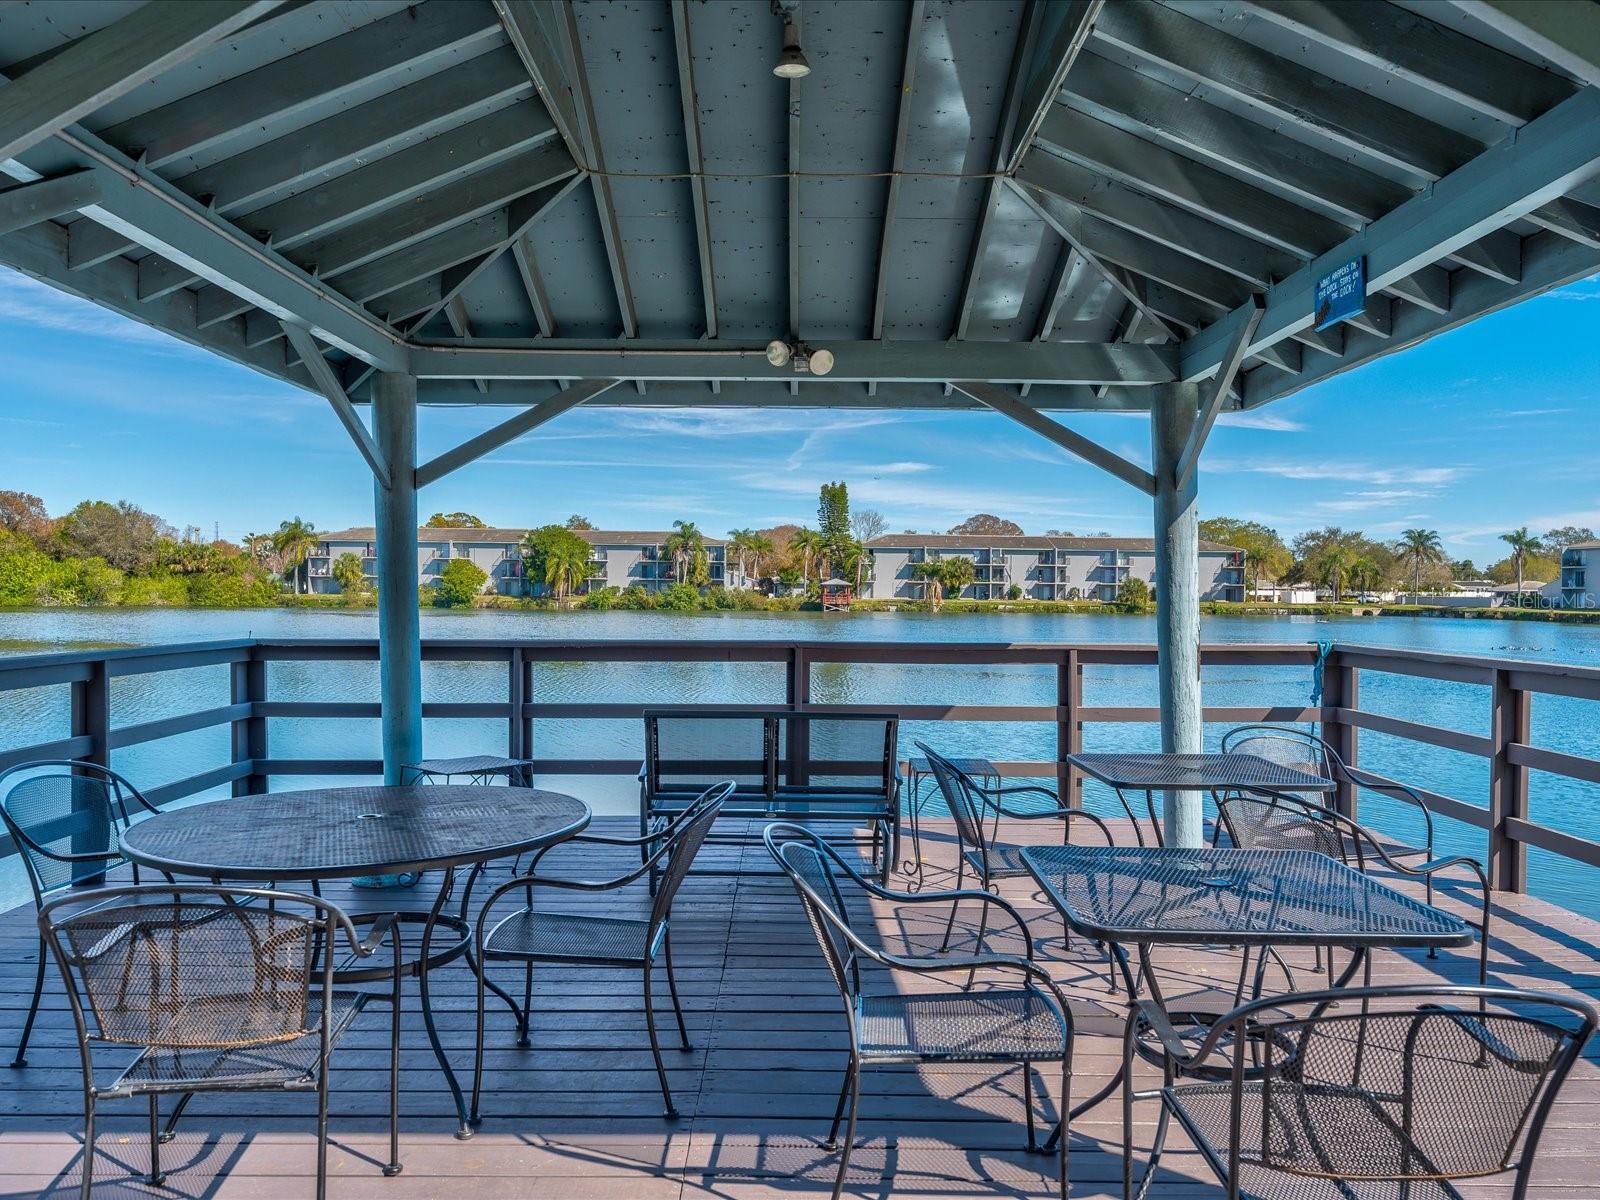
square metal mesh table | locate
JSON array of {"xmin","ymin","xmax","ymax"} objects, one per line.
[
  {"xmin": 1020, "ymin": 845, "xmax": 1472, "ymax": 949},
  {"xmin": 1066, "ymin": 752, "xmax": 1335, "ymax": 794}
]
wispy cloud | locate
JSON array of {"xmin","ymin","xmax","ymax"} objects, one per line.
[
  {"xmin": 1206, "ymin": 459, "xmax": 1465, "ymax": 488},
  {"xmin": 0, "ymin": 271, "xmax": 189, "ymax": 351},
  {"xmin": 1215, "ymin": 410, "xmax": 1306, "ymax": 432}
]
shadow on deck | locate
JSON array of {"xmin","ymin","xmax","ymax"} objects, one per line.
[{"xmin": 1, "ymin": 817, "xmax": 1596, "ymax": 1198}]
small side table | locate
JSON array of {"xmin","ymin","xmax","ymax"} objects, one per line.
[
  {"xmin": 404, "ymin": 754, "xmax": 535, "ymax": 786},
  {"xmin": 900, "ymin": 755, "xmax": 998, "ymax": 891}
]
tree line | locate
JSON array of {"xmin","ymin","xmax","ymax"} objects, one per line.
[{"xmin": 1197, "ymin": 517, "xmax": 1592, "ymax": 603}]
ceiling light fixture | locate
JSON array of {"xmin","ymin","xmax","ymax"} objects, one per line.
[
  {"xmin": 806, "ymin": 347, "xmax": 835, "ymax": 376},
  {"xmin": 765, "ymin": 338, "xmax": 792, "ymax": 367},
  {"xmin": 773, "ymin": 21, "xmax": 811, "ymax": 79}
]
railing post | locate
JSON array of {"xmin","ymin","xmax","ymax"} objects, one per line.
[
  {"xmin": 1057, "ymin": 650, "xmax": 1082, "ymax": 806},
  {"xmin": 1323, "ymin": 653, "xmax": 1359, "ymax": 820},
  {"xmin": 69, "ymin": 658, "xmax": 110, "ymax": 878},
  {"xmin": 787, "ymin": 646, "xmax": 811, "ymax": 785},
  {"xmin": 230, "ymin": 647, "xmax": 268, "ymax": 796},
  {"xmin": 507, "ymin": 647, "xmax": 528, "ymax": 784},
  {"xmin": 1489, "ymin": 668, "xmax": 1529, "ymax": 893}
]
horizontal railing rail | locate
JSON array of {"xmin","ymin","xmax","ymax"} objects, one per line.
[{"xmin": 0, "ymin": 636, "xmax": 1596, "ymax": 890}]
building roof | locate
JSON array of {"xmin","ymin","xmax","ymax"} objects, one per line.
[
  {"xmin": 319, "ymin": 527, "xmax": 726, "ymax": 546},
  {"xmin": 866, "ymin": 534, "xmax": 1241, "ymax": 554},
  {"xmin": 1494, "ymin": 580, "xmax": 1551, "ymax": 592}
]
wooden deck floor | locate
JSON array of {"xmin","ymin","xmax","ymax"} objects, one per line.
[{"xmin": 1, "ymin": 816, "xmax": 1597, "ymax": 1199}]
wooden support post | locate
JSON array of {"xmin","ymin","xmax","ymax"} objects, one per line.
[
  {"xmin": 373, "ymin": 372, "xmax": 423, "ymax": 784},
  {"xmin": 1323, "ymin": 654, "xmax": 1359, "ymax": 820},
  {"xmin": 1057, "ymin": 650, "xmax": 1083, "ymax": 807},
  {"xmin": 1150, "ymin": 383, "xmax": 1204, "ymax": 846},
  {"xmin": 1489, "ymin": 668, "xmax": 1530, "ymax": 893},
  {"xmin": 787, "ymin": 646, "xmax": 811, "ymax": 786},
  {"xmin": 231, "ymin": 648, "xmax": 268, "ymax": 796},
  {"xmin": 69, "ymin": 660, "xmax": 111, "ymax": 877},
  {"xmin": 507, "ymin": 646, "xmax": 528, "ymax": 783}
]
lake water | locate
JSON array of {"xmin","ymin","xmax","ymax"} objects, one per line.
[{"xmin": 3, "ymin": 606, "xmax": 1598, "ymax": 917}]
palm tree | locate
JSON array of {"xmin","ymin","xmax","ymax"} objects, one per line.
[
  {"xmin": 1348, "ymin": 555, "xmax": 1382, "ymax": 598},
  {"xmin": 663, "ymin": 520, "xmax": 707, "ymax": 585},
  {"xmin": 544, "ymin": 535, "xmax": 590, "ymax": 601},
  {"xmin": 790, "ymin": 527, "xmax": 825, "ymax": 590},
  {"xmin": 727, "ymin": 528, "xmax": 757, "ymax": 583},
  {"xmin": 1395, "ymin": 528, "xmax": 1444, "ymax": 602},
  {"xmin": 746, "ymin": 532, "xmax": 773, "ymax": 584},
  {"xmin": 1319, "ymin": 544, "xmax": 1351, "ymax": 603},
  {"xmin": 912, "ymin": 560, "xmax": 946, "ymax": 606},
  {"xmin": 272, "ymin": 517, "xmax": 319, "ymax": 595},
  {"xmin": 1501, "ymin": 527, "xmax": 1542, "ymax": 607},
  {"xmin": 839, "ymin": 538, "xmax": 873, "ymax": 591}
]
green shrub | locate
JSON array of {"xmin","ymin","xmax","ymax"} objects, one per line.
[
  {"xmin": 580, "ymin": 585, "xmax": 621, "ymax": 610},
  {"xmin": 433, "ymin": 559, "xmax": 488, "ymax": 607},
  {"xmin": 1117, "ymin": 577, "xmax": 1151, "ymax": 613},
  {"xmin": 615, "ymin": 585, "xmax": 657, "ymax": 610},
  {"xmin": 656, "ymin": 582, "xmax": 701, "ymax": 611},
  {"xmin": 1007, "ymin": 584, "xmax": 1023, "ymax": 600}
]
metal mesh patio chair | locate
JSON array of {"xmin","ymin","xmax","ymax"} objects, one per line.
[
  {"xmin": 37, "ymin": 883, "xmax": 375, "ymax": 1200},
  {"xmin": 470, "ymin": 781, "xmax": 733, "ymax": 1122},
  {"xmin": 0, "ymin": 760, "xmax": 164, "ymax": 1068},
  {"xmin": 764, "ymin": 821, "xmax": 1076, "ymax": 1200},
  {"xmin": 1218, "ymin": 791, "xmax": 1492, "ymax": 986},
  {"xmin": 915, "ymin": 741, "xmax": 1114, "ymax": 964},
  {"xmin": 1123, "ymin": 983, "xmax": 1595, "ymax": 1200},
  {"xmin": 1221, "ymin": 724, "xmax": 1435, "ymax": 869}
]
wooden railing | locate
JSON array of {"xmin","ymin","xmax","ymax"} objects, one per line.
[{"xmin": 1, "ymin": 637, "xmax": 1598, "ymax": 893}]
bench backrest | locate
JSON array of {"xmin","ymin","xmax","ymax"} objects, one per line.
[{"xmin": 643, "ymin": 708, "xmax": 898, "ymax": 802}]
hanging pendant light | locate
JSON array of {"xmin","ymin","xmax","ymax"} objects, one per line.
[{"xmin": 773, "ymin": 21, "xmax": 811, "ymax": 79}]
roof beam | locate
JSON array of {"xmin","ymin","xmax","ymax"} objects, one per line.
[
  {"xmin": 1091, "ymin": 2, "xmax": 1480, "ymax": 181},
  {"xmin": 871, "ymin": 1, "xmax": 928, "ymax": 340},
  {"xmin": 498, "ymin": 0, "xmax": 639, "ymax": 339},
  {"xmin": 1180, "ymin": 85, "xmax": 1600, "ymax": 383},
  {"xmin": 409, "ymin": 338, "xmax": 1177, "ymax": 386},
  {"xmin": 295, "ymin": 141, "xmax": 576, "ymax": 280},
  {"xmin": 280, "ymin": 321, "xmax": 392, "ymax": 489},
  {"xmin": 669, "ymin": 0, "xmax": 718, "ymax": 338},
  {"xmin": 1245, "ymin": 0, "xmax": 1572, "ymax": 126},
  {"xmin": 409, "ymin": 378, "xmax": 1138, "ymax": 411},
  {"xmin": 38, "ymin": 126, "xmax": 406, "ymax": 368},
  {"xmin": 0, "ymin": 0, "xmax": 278, "ymax": 165},
  {"xmin": 1016, "ymin": 150, "xmax": 1297, "ymax": 289},
  {"xmin": 101, "ymin": 3, "xmax": 501, "ymax": 169},
  {"xmin": 1006, "ymin": 174, "xmax": 1180, "ymax": 341},
  {"xmin": 786, "ymin": 5, "xmax": 803, "ymax": 340},
  {"xmin": 414, "ymin": 378, "xmax": 622, "ymax": 488},
  {"xmin": 1245, "ymin": 229, "xmax": 1600, "ymax": 408},
  {"xmin": 1453, "ymin": 1, "xmax": 1600, "ymax": 88},
  {"xmin": 510, "ymin": 234, "xmax": 557, "ymax": 338},
  {"xmin": 0, "ymin": 171, "xmax": 102, "ymax": 237},
  {"xmin": 172, "ymin": 47, "xmax": 534, "ymax": 214},
  {"xmin": 0, "ymin": 215, "xmax": 299, "ymax": 389},
  {"xmin": 444, "ymin": 297, "xmax": 487, "ymax": 395},
  {"xmin": 954, "ymin": 381, "xmax": 1156, "ymax": 495},
  {"xmin": 1008, "ymin": 0, "xmax": 1103, "ymax": 172},
  {"xmin": 1175, "ymin": 294, "xmax": 1263, "ymax": 491},
  {"xmin": 238, "ymin": 103, "xmax": 557, "ymax": 250}
]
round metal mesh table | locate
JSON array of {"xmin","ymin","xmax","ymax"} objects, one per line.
[{"xmin": 120, "ymin": 785, "xmax": 590, "ymax": 881}]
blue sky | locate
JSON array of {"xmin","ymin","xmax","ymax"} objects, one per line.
[{"xmin": 2, "ymin": 265, "xmax": 1596, "ymax": 566}]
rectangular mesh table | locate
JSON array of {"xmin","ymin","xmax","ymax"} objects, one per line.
[{"xmin": 1020, "ymin": 844, "xmax": 1471, "ymax": 948}]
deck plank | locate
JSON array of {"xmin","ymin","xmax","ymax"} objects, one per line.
[{"xmin": 1, "ymin": 816, "xmax": 1596, "ymax": 1197}]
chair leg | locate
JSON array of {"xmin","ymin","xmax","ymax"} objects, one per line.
[
  {"xmin": 315, "ymin": 1056, "xmax": 331, "ymax": 1200},
  {"xmin": 938, "ymin": 855, "xmax": 966, "ymax": 953},
  {"xmin": 643, "ymin": 963, "xmax": 678, "ymax": 1119},
  {"xmin": 1058, "ymin": 1054, "xmax": 1072, "ymax": 1200},
  {"xmin": 147, "ymin": 1094, "xmax": 165, "ymax": 1186},
  {"xmin": 518, "ymin": 960, "xmax": 534, "ymax": 1049},
  {"xmin": 1023, "ymin": 1059, "xmax": 1037, "ymax": 1152},
  {"xmin": 662, "ymin": 933, "xmax": 691, "ymax": 1051},
  {"xmin": 386, "ymin": 950, "xmax": 403, "ymax": 1174},
  {"xmin": 1426, "ymin": 873, "xmax": 1438, "ymax": 958},
  {"xmin": 11, "ymin": 934, "xmax": 46, "ymax": 1068},
  {"xmin": 824, "ymin": 1058, "xmax": 854, "ymax": 1149},
  {"xmin": 159, "ymin": 1091, "xmax": 194, "ymax": 1142},
  {"xmin": 79, "ymin": 1096, "xmax": 95, "ymax": 1200},
  {"xmin": 830, "ymin": 1059, "xmax": 862, "ymax": 1200},
  {"xmin": 471, "ymin": 949, "xmax": 491, "ymax": 1127}
]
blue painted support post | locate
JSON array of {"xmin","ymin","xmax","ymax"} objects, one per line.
[
  {"xmin": 372, "ymin": 372, "xmax": 423, "ymax": 784},
  {"xmin": 1151, "ymin": 382, "xmax": 1204, "ymax": 846}
]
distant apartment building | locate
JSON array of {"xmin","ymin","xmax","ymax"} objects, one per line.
[
  {"xmin": 1561, "ymin": 541, "xmax": 1598, "ymax": 608},
  {"xmin": 861, "ymin": 534, "xmax": 1246, "ymax": 602},
  {"xmin": 308, "ymin": 528, "xmax": 743, "ymax": 596}
]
